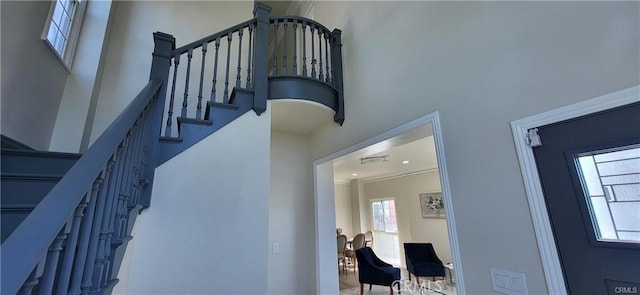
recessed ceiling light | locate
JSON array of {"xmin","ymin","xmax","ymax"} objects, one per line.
[
  {"xmin": 352, "ymin": 173, "xmax": 358, "ymax": 176},
  {"xmin": 402, "ymin": 160, "xmax": 410, "ymax": 164}
]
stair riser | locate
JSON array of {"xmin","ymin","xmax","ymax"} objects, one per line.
[
  {"xmin": 1, "ymin": 152, "xmax": 79, "ymax": 175},
  {"xmin": 1, "ymin": 210, "xmax": 32, "ymax": 243},
  {"xmin": 1, "ymin": 178, "xmax": 60, "ymax": 206}
]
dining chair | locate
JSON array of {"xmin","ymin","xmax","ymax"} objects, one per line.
[
  {"xmin": 345, "ymin": 233, "xmax": 366, "ymax": 273},
  {"xmin": 364, "ymin": 230, "xmax": 374, "ymax": 248},
  {"xmin": 337, "ymin": 234, "xmax": 348, "ymax": 273}
]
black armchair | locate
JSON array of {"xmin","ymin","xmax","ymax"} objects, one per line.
[
  {"xmin": 355, "ymin": 247, "xmax": 401, "ymax": 295},
  {"xmin": 403, "ymin": 243, "xmax": 445, "ymax": 284}
]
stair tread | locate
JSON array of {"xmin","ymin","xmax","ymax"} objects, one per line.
[
  {"xmin": 1, "ymin": 204, "xmax": 37, "ymax": 210},
  {"xmin": 1, "ymin": 173, "xmax": 65, "ymax": 179},
  {"xmin": 207, "ymin": 101, "xmax": 240, "ymax": 109},
  {"xmin": 177, "ymin": 117, "xmax": 214, "ymax": 125},
  {"xmin": 160, "ymin": 136, "xmax": 183, "ymax": 143},
  {"xmin": 1, "ymin": 149, "xmax": 82, "ymax": 158}
]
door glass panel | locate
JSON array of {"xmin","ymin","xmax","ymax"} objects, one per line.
[{"xmin": 576, "ymin": 145, "xmax": 640, "ymax": 243}]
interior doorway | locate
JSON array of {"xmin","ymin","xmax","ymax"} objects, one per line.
[{"xmin": 314, "ymin": 111, "xmax": 466, "ymax": 294}]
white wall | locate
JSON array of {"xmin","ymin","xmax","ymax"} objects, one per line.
[
  {"xmin": 1, "ymin": 1, "xmax": 68, "ymax": 150},
  {"xmin": 50, "ymin": 0, "xmax": 114, "ymax": 152},
  {"xmin": 117, "ymin": 111, "xmax": 270, "ymax": 294},
  {"xmin": 268, "ymin": 131, "xmax": 316, "ymax": 294},
  {"xmin": 363, "ymin": 171, "xmax": 452, "ymax": 265},
  {"xmin": 309, "ymin": 2, "xmax": 639, "ymax": 294},
  {"xmin": 90, "ymin": 1, "xmax": 253, "ymax": 144},
  {"xmin": 333, "ymin": 182, "xmax": 353, "ymax": 237}
]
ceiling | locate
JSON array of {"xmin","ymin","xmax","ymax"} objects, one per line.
[
  {"xmin": 333, "ymin": 124, "xmax": 438, "ymax": 183},
  {"xmin": 271, "ymin": 100, "xmax": 334, "ymax": 134},
  {"xmin": 269, "ymin": 102, "xmax": 437, "ymax": 183}
]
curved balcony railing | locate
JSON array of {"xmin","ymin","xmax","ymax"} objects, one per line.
[{"xmin": 267, "ymin": 16, "xmax": 344, "ymax": 122}]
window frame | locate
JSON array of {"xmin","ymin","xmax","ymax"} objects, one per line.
[
  {"xmin": 41, "ymin": 0, "xmax": 88, "ymax": 72},
  {"xmin": 371, "ymin": 198, "xmax": 398, "ymax": 234}
]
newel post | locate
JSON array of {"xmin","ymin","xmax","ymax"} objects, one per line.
[
  {"xmin": 331, "ymin": 29, "xmax": 344, "ymax": 125},
  {"xmin": 141, "ymin": 32, "xmax": 175, "ymax": 208},
  {"xmin": 252, "ymin": 3, "xmax": 271, "ymax": 115}
]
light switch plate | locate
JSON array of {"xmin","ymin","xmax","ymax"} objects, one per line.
[{"xmin": 490, "ymin": 268, "xmax": 528, "ymax": 295}]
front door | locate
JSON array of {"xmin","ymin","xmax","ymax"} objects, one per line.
[{"xmin": 533, "ymin": 102, "xmax": 640, "ymax": 294}]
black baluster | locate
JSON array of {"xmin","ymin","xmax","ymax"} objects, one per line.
[
  {"xmin": 88, "ymin": 156, "xmax": 116, "ymax": 293},
  {"xmin": 68, "ymin": 178, "xmax": 102, "ymax": 295},
  {"xmin": 283, "ymin": 20, "xmax": 288, "ymax": 74},
  {"xmin": 236, "ymin": 28, "xmax": 243, "ymax": 88},
  {"xmin": 19, "ymin": 268, "xmax": 42, "ymax": 295},
  {"xmin": 111, "ymin": 134, "xmax": 132, "ymax": 247},
  {"xmin": 223, "ymin": 34, "xmax": 232, "ymax": 104},
  {"xmin": 164, "ymin": 55, "xmax": 179, "ymax": 137},
  {"xmin": 318, "ymin": 28, "xmax": 324, "ymax": 81},
  {"xmin": 246, "ymin": 24, "xmax": 253, "ymax": 89},
  {"xmin": 181, "ymin": 48, "xmax": 193, "ymax": 118},
  {"xmin": 273, "ymin": 21, "xmax": 279, "ymax": 75},
  {"xmin": 293, "ymin": 22, "xmax": 298, "ymax": 75},
  {"xmin": 210, "ymin": 37, "xmax": 220, "ymax": 103},
  {"xmin": 196, "ymin": 43, "xmax": 207, "ymax": 120},
  {"xmin": 310, "ymin": 24, "xmax": 316, "ymax": 79},
  {"xmin": 129, "ymin": 116, "xmax": 145, "ymax": 205},
  {"xmin": 38, "ymin": 229, "xmax": 68, "ymax": 295},
  {"xmin": 102, "ymin": 143, "xmax": 126, "ymax": 285},
  {"xmin": 55, "ymin": 200, "xmax": 89, "ymax": 295},
  {"xmin": 302, "ymin": 22, "xmax": 307, "ymax": 76},
  {"xmin": 79, "ymin": 169, "xmax": 110, "ymax": 294},
  {"xmin": 325, "ymin": 32, "xmax": 331, "ymax": 83}
]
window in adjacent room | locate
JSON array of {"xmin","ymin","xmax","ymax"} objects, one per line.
[
  {"xmin": 372, "ymin": 199, "xmax": 398, "ymax": 233},
  {"xmin": 42, "ymin": 0, "xmax": 87, "ymax": 70}
]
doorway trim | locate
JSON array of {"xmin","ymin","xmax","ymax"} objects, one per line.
[
  {"xmin": 510, "ymin": 85, "xmax": 640, "ymax": 294},
  {"xmin": 313, "ymin": 111, "xmax": 466, "ymax": 294}
]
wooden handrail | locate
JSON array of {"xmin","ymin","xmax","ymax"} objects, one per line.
[
  {"xmin": 269, "ymin": 16, "xmax": 333, "ymax": 35},
  {"xmin": 172, "ymin": 19, "xmax": 257, "ymax": 56}
]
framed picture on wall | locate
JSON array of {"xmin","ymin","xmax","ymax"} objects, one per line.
[{"xmin": 419, "ymin": 192, "xmax": 445, "ymax": 219}]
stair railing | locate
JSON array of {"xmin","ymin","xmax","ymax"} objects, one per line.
[
  {"xmin": 0, "ymin": 33, "xmax": 174, "ymax": 295},
  {"xmin": 161, "ymin": 8, "xmax": 265, "ymax": 138},
  {"xmin": 160, "ymin": 3, "xmax": 345, "ymax": 138},
  {"xmin": 267, "ymin": 15, "xmax": 344, "ymax": 124}
]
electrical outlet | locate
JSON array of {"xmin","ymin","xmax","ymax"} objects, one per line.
[
  {"xmin": 272, "ymin": 242, "xmax": 280, "ymax": 254},
  {"xmin": 490, "ymin": 268, "xmax": 528, "ymax": 295}
]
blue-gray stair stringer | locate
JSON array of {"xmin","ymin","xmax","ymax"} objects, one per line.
[{"xmin": 157, "ymin": 88, "xmax": 254, "ymax": 165}]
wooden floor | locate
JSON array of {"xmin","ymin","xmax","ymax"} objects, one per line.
[{"xmin": 338, "ymin": 262, "xmax": 360, "ymax": 290}]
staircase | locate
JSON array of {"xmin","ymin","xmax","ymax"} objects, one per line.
[
  {"xmin": 1, "ymin": 149, "xmax": 81, "ymax": 243},
  {"xmin": 1, "ymin": 3, "xmax": 343, "ymax": 294}
]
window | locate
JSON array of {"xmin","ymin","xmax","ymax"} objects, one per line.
[
  {"xmin": 576, "ymin": 145, "xmax": 640, "ymax": 243},
  {"xmin": 42, "ymin": 0, "xmax": 87, "ymax": 70},
  {"xmin": 371, "ymin": 199, "xmax": 397, "ymax": 233}
]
